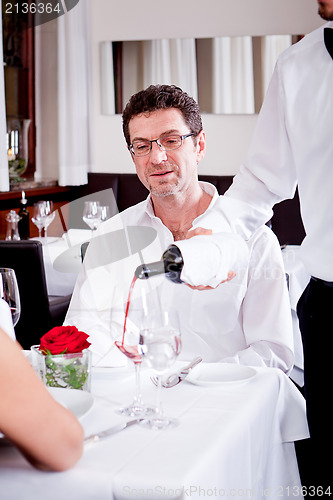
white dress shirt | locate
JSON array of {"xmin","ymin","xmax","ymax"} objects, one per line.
[
  {"xmin": 0, "ymin": 299, "xmax": 16, "ymax": 341},
  {"xmin": 225, "ymin": 21, "xmax": 333, "ymax": 281},
  {"xmin": 65, "ymin": 182, "xmax": 293, "ymax": 372}
]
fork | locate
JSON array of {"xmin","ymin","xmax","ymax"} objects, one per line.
[{"xmin": 151, "ymin": 357, "xmax": 202, "ymax": 388}]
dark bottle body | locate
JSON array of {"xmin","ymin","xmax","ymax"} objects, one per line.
[
  {"xmin": 18, "ymin": 191, "xmax": 30, "ymax": 240},
  {"xmin": 135, "ymin": 245, "xmax": 184, "ymax": 283}
]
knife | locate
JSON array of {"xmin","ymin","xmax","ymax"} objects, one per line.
[{"xmin": 84, "ymin": 418, "xmax": 143, "ymax": 443}]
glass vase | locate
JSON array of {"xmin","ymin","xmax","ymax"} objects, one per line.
[{"xmin": 31, "ymin": 345, "xmax": 91, "ymax": 391}]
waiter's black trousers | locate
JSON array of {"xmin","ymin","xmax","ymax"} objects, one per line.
[{"xmin": 297, "ymin": 278, "xmax": 333, "ymax": 489}]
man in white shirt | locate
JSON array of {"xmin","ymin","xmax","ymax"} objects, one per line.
[
  {"xmin": 225, "ymin": 1, "xmax": 333, "ymax": 489},
  {"xmin": 66, "ymin": 85, "xmax": 293, "ymax": 374}
]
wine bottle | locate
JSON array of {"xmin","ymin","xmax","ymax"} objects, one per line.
[
  {"xmin": 18, "ymin": 191, "xmax": 30, "ymax": 240},
  {"xmin": 134, "ymin": 232, "xmax": 246, "ymax": 288},
  {"xmin": 135, "ymin": 245, "xmax": 184, "ymax": 283}
]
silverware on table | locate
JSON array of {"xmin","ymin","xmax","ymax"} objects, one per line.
[
  {"xmin": 84, "ymin": 418, "xmax": 143, "ymax": 443},
  {"xmin": 151, "ymin": 357, "xmax": 203, "ymax": 388}
]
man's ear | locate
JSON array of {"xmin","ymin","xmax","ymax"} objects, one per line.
[
  {"xmin": 196, "ymin": 130, "xmax": 206, "ymax": 163},
  {"xmin": 128, "ymin": 148, "xmax": 136, "ymax": 164}
]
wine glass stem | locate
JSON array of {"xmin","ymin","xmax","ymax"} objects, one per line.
[
  {"xmin": 156, "ymin": 375, "xmax": 164, "ymax": 417},
  {"xmin": 133, "ymin": 362, "xmax": 143, "ymax": 405}
]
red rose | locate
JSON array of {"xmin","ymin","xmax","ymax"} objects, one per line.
[{"xmin": 39, "ymin": 325, "xmax": 91, "ymax": 355}]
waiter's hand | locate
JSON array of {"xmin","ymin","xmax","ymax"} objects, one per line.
[
  {"xmin": 185, "ymin": 227, "xmax": 236, "ymax": 290},
  {"xmin": 186, "ymin": 227, "xmax": 213, "ymax": 239}
]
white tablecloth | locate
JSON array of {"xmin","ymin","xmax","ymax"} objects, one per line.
[{"xmin": 0, "ymin": 364, "xmax": 309, "ymax": 500}]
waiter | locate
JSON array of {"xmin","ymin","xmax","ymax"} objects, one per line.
[{"xmin": 225, "ymin": 0, "xmax": 333, "ymax": 490}]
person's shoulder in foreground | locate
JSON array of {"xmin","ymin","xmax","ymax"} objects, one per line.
[{"xmin": 0, "ymin": 326, "xmax": 83, "ymax": 471}]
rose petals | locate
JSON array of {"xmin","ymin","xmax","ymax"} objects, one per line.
[{"xmin": 39, "ymin": 325, "xmax": 91, "ymax": 355}]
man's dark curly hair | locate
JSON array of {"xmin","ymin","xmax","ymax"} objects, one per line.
[{"xmin": 122, "ymin": 84, "xmax": 203, "ymax": 146}]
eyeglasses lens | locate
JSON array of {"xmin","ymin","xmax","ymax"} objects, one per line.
[{"xmin": 132, "ymin": 135, "xmax": 183, "ymax": 157}]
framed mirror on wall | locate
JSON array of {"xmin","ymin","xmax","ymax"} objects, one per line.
[{"xmin": 100, "ymin": 34, "xmax": 303, "ymax": 117}]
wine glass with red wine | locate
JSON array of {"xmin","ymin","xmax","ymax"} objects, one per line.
[
  {"xmin": 0, "ymin": 268, "xmax": 21, "ymax": 326},
  {"xmin": 114, "ymin": 283, "xmax": 154, "ymax": 418}
]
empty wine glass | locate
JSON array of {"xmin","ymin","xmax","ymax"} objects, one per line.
[
  {"xmin": 99, "ymin": 205, "xmax": 111, "ymax": 224},
  {"xmin": 31, "ymin": 202, "xmax": 45, "ymax": 238},
  {"xmin": 82, "ymin": 201, "xmax": 101, "ymax": 235},
  {"xmin": 140, "ymin": 308, "xmax": 182, "ymax": 429},
  {"xmin": 31, "ymin": 200, "xmax": 55, "ymax": 241},
  {"xmin": 43, "ymin": 201, "xmax": 55, "ymax": 240},
  {"xmin": 0, "ymin": 268, "xmax": 21, "ymax": 326}
]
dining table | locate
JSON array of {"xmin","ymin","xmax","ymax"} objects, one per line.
[
  {"xmin": 33, "ymin": 229, "xmax": 92, "ymax": 296},
  {"xmin": 0, "ymin": 359, "xmax": 309, "ymax": 500}
]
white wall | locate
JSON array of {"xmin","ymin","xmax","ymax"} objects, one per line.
[
  {"xmin": 91, "ymin": 0, "xmax": 322, "ymax": 41},
  {"xmin": 89, "ymin": 0, "xmax": 323, "ymax": 176}
]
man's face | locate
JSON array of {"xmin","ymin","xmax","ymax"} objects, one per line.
[
  {"xmin": 128, "ymin": 108, "xmax": 205, "ymax": 199},
  {"xmin": 318, "ymin": 0, "xmax": 333, "ymax": 20}
]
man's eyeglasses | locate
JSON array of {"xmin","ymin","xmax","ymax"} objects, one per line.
[{"xmin": 129, "ymin": 133, "xmax": 196, "ymax": 157}]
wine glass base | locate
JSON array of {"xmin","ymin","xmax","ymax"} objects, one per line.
[
  {"xmin": 140, "ymin": 416, "xmax": 179, "ymax": 430},
  {"xmin": 117, "ymin": 404, "xmax": 155, "ymax": 418}
]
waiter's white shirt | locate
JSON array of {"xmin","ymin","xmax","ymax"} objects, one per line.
[
  {"xmin": 66, "ymin": 183, "xmax": 293, "ymax": 372},
  {"xmin": 225, "ymin": 21, "xmax": 333, "ymax": 281}
]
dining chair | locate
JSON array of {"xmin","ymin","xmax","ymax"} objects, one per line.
[{"xmin": 0, "ymin": 240, "xmax": 72, "ymax": 349}]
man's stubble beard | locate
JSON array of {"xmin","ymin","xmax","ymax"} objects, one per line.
[
  {"xmin": 146, "ymin": 163, "xmax": 181, "ymax": 198},
  {"xmin": 318, "ymin": 5, "xmax": 333, "ymax": 21},
  {"xmin": 148, "ymin": 177, "xmax": 181, "ymax": 198}
]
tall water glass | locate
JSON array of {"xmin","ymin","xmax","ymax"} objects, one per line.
[{"xmin": 140, "ymin": 308, "xmax": 181, "ymax": 429}]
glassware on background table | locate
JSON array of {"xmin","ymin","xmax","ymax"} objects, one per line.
[
  {"xmin": 31, "ymin": 202, "xmax": 44, "ymax": 238},
  {"xmin": 43, "ymin": 201, "xmax": 55, "ymax": 240},
  {"xmin": 82, "ymin": 201, "xmax": 102, "ymax": 235},
  {"xmin": 31, "ymin": 200, "xmax": 55, "ymax": 240},
  {"xmin": 5, "ymin": 210, "xmax": 20, "ymax": 241},
  {"xmin": 99, "ymin": 205, "xmax": 111, "ymax": 224},
  {"xmin": 140, "ymin": 308, "xmax": 182, "ymax": 429},
  {"xmin": 113, "ymin": 284, "xmax": 154, "ymax": 418},
  {"xmin": 0, "ymin": 268, "xmax": 21, "ymax": 326}
]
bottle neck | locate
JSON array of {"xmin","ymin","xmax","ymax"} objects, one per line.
[
  {"xmin": 134, "ymin": 245, "xmax": 184, "ymax": 283},
  {"xmin": 135, "ymin": 260, "xmax": 165, "ymax": 280}
]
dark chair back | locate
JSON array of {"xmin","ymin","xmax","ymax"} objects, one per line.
[{"xmin": 0, "ymin": 240, "xmax": 68, "ymax": 348}]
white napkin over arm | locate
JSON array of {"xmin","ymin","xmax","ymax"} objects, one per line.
[{"xmin": 176, "ymin": 232, "xmax": 249, "ymax": 287}]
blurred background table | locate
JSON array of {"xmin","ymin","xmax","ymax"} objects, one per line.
[{"xmin": 33, "ymin": 229, "xmax": 91, "ymax": 296}]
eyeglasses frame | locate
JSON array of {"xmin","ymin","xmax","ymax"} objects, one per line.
[{"xmin": 128, "ymin": 132, "xmax": 196, "ymax": 157}]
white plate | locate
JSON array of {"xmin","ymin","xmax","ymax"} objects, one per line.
[
  {"xmin": 92, "ymin": 365, "xmax": 132, "ymax": 380},
  {"xmin": 186, "ymin": 363, "xmax": 257, "ymax": 386},
  {"xmin": 48, "ymin": 387, "xmax": 93, "ymax": 419}
]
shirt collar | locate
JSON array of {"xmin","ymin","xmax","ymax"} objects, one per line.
[{"xmin": 144, "ymin": 181, "xmax": 219, "ymax": 220}]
